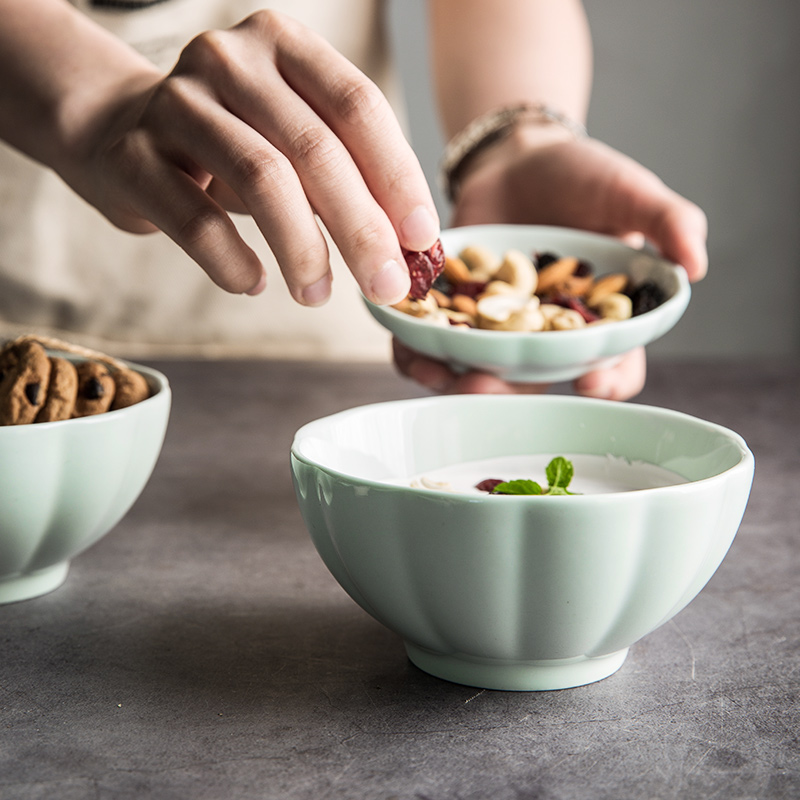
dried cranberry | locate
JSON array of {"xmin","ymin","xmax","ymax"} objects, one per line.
[
  {"xmin": 24, "ymin": 382, "xmax": 40, "ymax": 405},
  {"xmin": 451, "ymin": 280, "xmax": 488, "ymax": 300},
  {"xmin": 627, "ymin": 281, "xmax": 666, "ymax": 316},
  {"xmin": 544, "ymin": 293, "xmax": 600, "ymax": 323},
  {"xmin": 403, "ymin": 239, "xmax": 445, "ymax": 300},
  {"xmin": 475, "ymin": 478, "xmax": 504, "ymax": 493}
]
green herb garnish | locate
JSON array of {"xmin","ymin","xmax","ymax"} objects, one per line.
[
  {"xmin": 492, "ymin": 457, "xmax": 579, "ymax": 496},
  {"xmin": 491, "ymin": 479, "xmax": 544, "ymax": 495}
]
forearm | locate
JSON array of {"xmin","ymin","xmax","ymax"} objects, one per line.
[
  {"xmin": 428, "ymin": 0, "xmax": 592, "ymax": 136},
  {"xmin": 0, "ymin": 0, "xmax": 159, "ymax": 171}
]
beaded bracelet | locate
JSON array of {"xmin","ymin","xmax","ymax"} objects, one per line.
[{"xmin": 438, "ymin": 102, "xmax": 587, "ymax": 202}]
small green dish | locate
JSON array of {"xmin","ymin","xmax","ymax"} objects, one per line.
[
  {"xmin": 0, "ymin": 361, "xmax": 170, "ymax": 603},
  {"xmin": 366, "ymin": 224, "xmax": 691, "ymax": 383}
]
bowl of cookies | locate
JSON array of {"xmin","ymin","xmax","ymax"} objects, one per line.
[
  {"xmin": 291, "ymin": 394, "xmax": 754, "ymax": 691},
  {"xmin": 0, "ymin": 335, "xmax": 170, "ymax": 603},
  {"xmin": 366, "ymin": 224, "xmax": 691, "ymax": 383}
]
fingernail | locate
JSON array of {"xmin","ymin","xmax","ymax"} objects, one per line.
[
  {"xmin": 400, "ymin": 206, "xmax": 440, "ymax": 252},
  {"xmin": 302, "ymin": 272, "xmax": 332, "ymax": 306},
  {"xmin": 371, "ymin": 259, "xmax": 410, "ymax": 305},
  {"xmin": 245, "ymin": 270, "xmax": 267, "ymax": 296}
]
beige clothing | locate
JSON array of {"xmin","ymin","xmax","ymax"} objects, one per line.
[{"xmin": 0, "ymin": 0, "xmax": 403, "ymax": 360}]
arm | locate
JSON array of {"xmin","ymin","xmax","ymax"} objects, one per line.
[
  {"xmin": 0, "ymin": 0, "xmax": 440, "ymax": 305},
  {"xmin": 430, "ymin": 0, "xmax": 592, "ymax": 137},
  {"xmin": 393, "ymin": 0, "xmax": 706, "ymax": 400}
]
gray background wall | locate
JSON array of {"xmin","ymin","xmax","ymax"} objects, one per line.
[{"xmin": 388, "ymin": 0, "xmax": 800, "ymax": 360}]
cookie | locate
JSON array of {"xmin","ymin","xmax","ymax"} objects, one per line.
[
  {"xmin": 72, "ymin": 361, "xmax": 116, "ymax": 418},
  {"xmin": 35, "ymin": 357, "xmax": 79, "ymax": 423},
  {"xmin": 110, "ymin": 367, "xmax": 150, "ymax": 410},
  {"xmin": 0, "ymin": 340, "xmax": 52, "ymax": 425}
]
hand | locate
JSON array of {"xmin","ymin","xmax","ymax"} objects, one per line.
[
  {"xmin": 56, "ymin": 10, "xmax": 440, "ymax": 304},
  {"xmin": 393, "ymin": 127, "xmax": 707, "ymax": 400}
]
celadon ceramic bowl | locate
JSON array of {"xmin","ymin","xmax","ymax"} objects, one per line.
[
  {"xmin": 366, "ymin": 224, "xmax": 691, "ymax": 383},
  {"xmin": 0, "ymin": 361, "xmax": 170, "ymax": 603},
  {"xmin": 291, "ymin": 395, "xmax": 753, "ymax": 691}
]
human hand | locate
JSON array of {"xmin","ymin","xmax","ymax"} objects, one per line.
[
  {"xmin": 57, "ymin": 10, "xmax": 439, "ymax": 304},
  {"xmin": 393, "ymin": 128, "xmax": 707, "ymax": 400}
]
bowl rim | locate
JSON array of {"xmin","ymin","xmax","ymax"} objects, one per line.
[
  {"xmin": 0, "ymin": 359, "xmax": 170, "ymax": 433},
  {"xmin": 291, "ymin": 394, "xmax": 754, "ymax": 501}
]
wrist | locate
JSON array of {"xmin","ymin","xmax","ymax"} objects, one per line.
[{"xmin": 439, "ymin": 103, "xmax": 586, "ymax": 203}]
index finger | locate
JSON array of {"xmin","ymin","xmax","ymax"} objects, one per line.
[{"xmin": 252, "ymin": 12, "xmax": 441, "ymax": 253}]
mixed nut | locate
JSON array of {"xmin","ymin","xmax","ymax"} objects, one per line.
[{"xmin": 395, "ymin": 244, "xmax": 666, "ymax": 332}]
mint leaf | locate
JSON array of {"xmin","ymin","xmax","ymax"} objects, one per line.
[
  {"xmin": 545, "ymin": 456, "xmax": 574, "ymax": 490},
  {"xmin": 492, "ymin": 479, "xmax": 544, "ymax": 496}
]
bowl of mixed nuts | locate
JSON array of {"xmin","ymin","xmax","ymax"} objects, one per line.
[
  {"xmin": 366, "ymin": 224, "xmax": 691, "ymax": 383},
  {"xmin": 291, "ymin": 394, "xmax": 754, "ymax": 691},
  {"xmin": 0, "ymin": 336, "xmax": 170, "ymax": 603}
]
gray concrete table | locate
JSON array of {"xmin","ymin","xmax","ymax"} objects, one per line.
[{"xmin": 1, "ymin": 359, "xmax": 797, "ymax": 800}]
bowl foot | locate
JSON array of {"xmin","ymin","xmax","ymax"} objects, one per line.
[
  {"xmin": 405, "ymin": 643, "xmax": 629, "ymax": 691},
  {"xmin": 0, "ymin": 562, "xmax": 69, "ymax": 604}
]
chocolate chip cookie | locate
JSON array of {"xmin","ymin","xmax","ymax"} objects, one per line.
[
  {"xmin": 0, "ymin": 340, "xmax": 52, "ymax": 425},
  {"xmin": 72, "ymin": 361, "xmax": 116, "ymax": 418},
  {"xmin": 111, "ymin": 366, "xmax": 150, "ymax": 410},
  {"xmin": 35, "ymin": 357, "xmax": 79, "ymax": 423}
]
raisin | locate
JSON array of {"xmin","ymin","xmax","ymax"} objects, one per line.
[
  {"xmin": 431, "ymin": 273, "xmax": 453, "ymax": 297},
  {"xmin": 475, "ymin": 478, "xmax": 504, "ymax": 493},
  {"xmin": 533, "ymin": 251, "xmax": 560, "ymax": 271},
  {"xmin": 404, "ymin": 239, "xmax": 445, "ymax": 300},
  {"xmin": 84, "ymin": 377, "xmax": 105, "ymax": 400},
  {"xmin": 24, "ymin": 382, "xmax": 41, "ymax": 405},
  {"xmin": 574, "ymin": 259, "xmax": 594, "ymax": 278},
  {"xmin": 627, "ymin": 281, "xmax": 666, "ymax": 316}
]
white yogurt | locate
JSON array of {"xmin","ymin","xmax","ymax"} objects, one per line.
[{"xmin": 407, "ymin": 454, "xmax": 687, "ymax": 495}]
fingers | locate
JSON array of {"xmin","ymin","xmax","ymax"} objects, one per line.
[
  {"xmin": 392, "ymin": 340, "xmax": 548, "ymax": 395},
  {"xmin": 231, "ymin": 12, "xmax": 437, "ymax": 298},
  {"xmin": 106, "ymin": 127, "xmax": 267, "ymax": 295},
  {"xmin": 589, "ymin": 141, "xmax": 708, "ymax": 283},
  {"xmin": 143, "ymin": 74, "xmax": 332, "ymax": 304},
  {"xmin": 261, "ymin": 12, "xmax": 440, "ymax": 251},
  {"xmin": 573, "ymin": 347, "xmax": 646, "ymax": 401},
  {"xmin": 160, "ymin": 13, "xmax": 439, "ymax": 305},
  {"xmin": 628, "ymin": 187, "xmax": 708, "ymax": 283}
]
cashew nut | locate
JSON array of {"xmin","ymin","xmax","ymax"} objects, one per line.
[
  {"xmin": 478, "ymin": 280, "xmax": 517, "ymax": 298},
  {"xmin": 459, "ymin": 245, "xmax": 501, "ymax": 281},
  {"xmin": 549, "ymin": 308, "xmax": 587, "ymax": 330},
  {"xmin": 594, "ymin": 292, "xmax": 633, "ymax": 321},
  {"xmin": 443, "ymin": 309, "xmax": 475, "ymax": 327},
  {"xmin": 493, "ymin": 250, "xmax": 538, "ymax": 297},
  {"xmin": 429, "ymin": 288, "xmax": 451, "ymax": 309},
  {"xmin": 476, "ymin": 294, "xmax": 544, "ymax": 332},
  {"xmin": 393, "ymin": 293, "xmax": 439, "ymax": 317}
]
